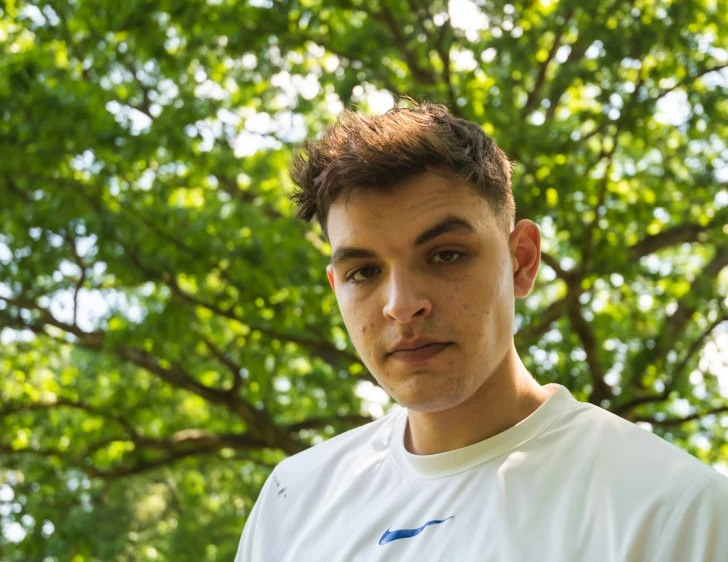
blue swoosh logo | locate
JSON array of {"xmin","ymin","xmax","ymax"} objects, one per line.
[{"xmin": 379, "ymin": 516, "xmax": 454, "ymax": 545}]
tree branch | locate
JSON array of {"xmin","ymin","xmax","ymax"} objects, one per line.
[
  {"xmin": 652, "ymin": 62, "xmax": 728, "ymax": 103},
  {"xmin": 635, "ymin": 406, "xmax": 728, "ymax": 428},
  {"xmin": 371, "ymin": 2, "xmax": 437, "ymax": 85},
  {"xmin": 203, "ymin": 336, "xmax": 244, "ymax": 394},
  {"xmin": 0, "ymin": 397, "xmax": 139, "ymax": 439},
  {"xmin": 613, "ymin": 313, "xmax": 728, "ymax": 419},
  {"xmin": 433, "ymin": 10, "xmax": 458, "ymax": 115},
  {"xmin": 215, "ymin": 174, "xmax": 285, "ymax": 222},
  {"xmin": 627, "ymin": 215, "xmax": 724, "ymax": 262},
  {"xmin": 17, "ymin": 172, "xmax": 368, "ymax": 381},
  {"xmin": 120, "ymin": 60, "xmax": 153, "ymax": 119},
  {"xmin": 664, "ymin": 247, "xmax": 728, "ymax": 349},
  {"xmin": 544, "ymin": 40, "xmax": 589, "ymax": 121},
  {"xmin": 581, "ymin": 152, "xmax": 613, "ymax": 272},
  {"xmin": 521, "ymin": 8, "xmax": 573, "ymax": 119},
  {"xmin": 670, "ymin": 314, "xmax": 728, "ymax": 388},
  {"xmin": 0, "ymin": 295, "xmax": 308, "ymax": 452},
  {"xmin": 0, "ymin": 425, "xmax": 273, "ymax": 481},
  {"xmin": 516, "ymin": 296, "xmax": 568, "ymax": 339},
  {"xmin": 540, "ymin": 251, "xmax": 572, "ymax": 281},
  {"xmin": 61, "ymin": 229, "xmax": 88, "ymax": 329},
  {"xmin": 85, "ymin": 430, "xmax": 273, "ymax": 478},
  {"xmin": 567, "ymin": 293, "xmax": 612, "ymax": 405},
  {"xmin": 117, "ymin": 235, "xmax": 364, "ymax": 374},
  {"xmin": 286, "ymin": 414, "xmax": 373, "ymax": 433},
  {"xmin": 624, "ymin": 247, "xmax": 728, "ymax": 395}
]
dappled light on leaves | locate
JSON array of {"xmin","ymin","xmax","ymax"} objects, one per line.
[{"xmin": 1, "ymin": 0, "xmax": 728, "ymax": 560}]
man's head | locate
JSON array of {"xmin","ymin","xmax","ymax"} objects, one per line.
[{"xmin": 289, "ymin": 103, "xmax": 541, "ymax": 413}]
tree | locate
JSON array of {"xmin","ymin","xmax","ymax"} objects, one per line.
[{"xmin": 1, "ymin": 0, "xmax": 727, "ymax": 560}]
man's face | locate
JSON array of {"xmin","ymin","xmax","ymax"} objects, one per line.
[{"xmin": 325, "ymin": 171, "xmax": 539, "ymax": 413}]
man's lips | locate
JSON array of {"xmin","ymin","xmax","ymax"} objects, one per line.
[
  {"xmin": 389, "ymin": 342, "xmax": 452, "ymax": 363},
  {"xmin": 389, "ymin": 338, "xmax": 451, "ymax": 354}
]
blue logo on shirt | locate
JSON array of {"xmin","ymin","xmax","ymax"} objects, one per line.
[{"xmin": 379, "ymin": 516, "xmax": 454, "ymax": 545}]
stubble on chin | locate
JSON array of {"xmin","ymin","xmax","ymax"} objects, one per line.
[{"xmin": 382, "ymin": 367, "xmax": 475, "ymax": 413}]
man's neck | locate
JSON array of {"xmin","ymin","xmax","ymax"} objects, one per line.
[{"xmin": 403, "ymin": 345, "xmax": 555, "ymax": 456}]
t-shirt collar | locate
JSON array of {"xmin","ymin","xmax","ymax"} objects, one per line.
[{"xmin": 390, "ymin": 384, "xmax": 579, "ymax": 479}]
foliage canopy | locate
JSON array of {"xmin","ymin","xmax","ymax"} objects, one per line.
[{"xmin": 1, "ymin": 0, "xmax": 728, "ymax": 560}]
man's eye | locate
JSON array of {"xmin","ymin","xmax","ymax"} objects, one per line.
[
  {"xmin": 347, "ymin": 252, "xmax": 464, "ymax": 284},
  {"xmin": 430, "ymin": 250, "xmax": 463, "ymax": 263},
  {"xmin": 348, "ymin": 266, "xmax": 379, "ymax": 284}
]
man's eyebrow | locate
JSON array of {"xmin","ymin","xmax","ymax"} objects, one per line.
[
  {"xmin": 330, "ymin": 216, "xmax": 476, "ymax": 267},
  {"xmin": 413, "ymin": 216, "xmax": 476, "ymax": 247}
]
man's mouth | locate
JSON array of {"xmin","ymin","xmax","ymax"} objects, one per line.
[{"xmin": 390, "ymin": 342, "xmax": 452, "ymax": 363}]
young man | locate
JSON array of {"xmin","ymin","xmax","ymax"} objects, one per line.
[{"xmin": 234, "ymin": 103, "xmax": 728, "ymax": 561}]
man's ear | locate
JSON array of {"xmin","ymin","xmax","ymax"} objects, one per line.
[
  {"xmin": 509, "ymin": 219, "xmax": 541, "ymax": 299},
  {"xmin": 326, "ymin": 264, "xmax": 336, "ymax": 294}
]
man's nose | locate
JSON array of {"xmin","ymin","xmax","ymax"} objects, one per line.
[{"xmin": 382, "ymin": 268, "xmax": 432, "ymax": 324}]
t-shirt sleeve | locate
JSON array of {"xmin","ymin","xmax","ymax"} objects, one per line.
[
  {"xmin": 234, "ymin": 472, "xmax": 275, "ymax": 562},
  {"xmin": 651, "ymin": 470, "xmax": 728, "ymax": 562}
]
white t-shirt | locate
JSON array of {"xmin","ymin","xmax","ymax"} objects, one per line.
[{"xmin": 234, "ymin": 384, "xmax": 728, "ymax": 561}]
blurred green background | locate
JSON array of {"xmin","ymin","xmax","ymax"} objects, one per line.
[{"xmin": 1, "ymin": 0, "xmax": 728, "ymax": 560}]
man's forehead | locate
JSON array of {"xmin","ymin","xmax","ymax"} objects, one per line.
[
  {"xmin": 327, "ymin": 177, "xmax": 488, "ymax": 238},
  {"xmin": 328, "ymin": 212, "xmax": 488, "ymax": 268}
]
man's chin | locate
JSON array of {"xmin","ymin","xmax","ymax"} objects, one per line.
[{"xmin": 390, "ymin": 388, "xmax": 465, "ymax": 413}]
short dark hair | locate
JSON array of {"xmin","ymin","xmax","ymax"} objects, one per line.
[{"xmin": 289, "ymin": 101, "xmax": 516, "ymax": 241}]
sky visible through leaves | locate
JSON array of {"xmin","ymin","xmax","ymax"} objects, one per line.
[{"xmin": 2, "ymin": 0, "xmax": 728, "ymax": 558}]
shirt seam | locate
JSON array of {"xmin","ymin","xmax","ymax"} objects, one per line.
[{"xmin": 650, "ymin": 471, "xmax": 715, "ymax": 562}]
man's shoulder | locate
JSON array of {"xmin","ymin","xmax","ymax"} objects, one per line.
[{"xmin": 561, "ymin": 399, "xmax": 717, "ymax": 482}]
